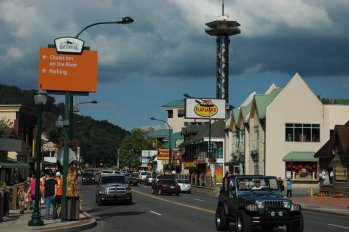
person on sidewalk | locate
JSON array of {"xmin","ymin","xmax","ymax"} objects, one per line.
[
  {"xmin": 23, "ymin": 176, "xmax": 31, "ymax": 210},
  {"xmin": 43, "ymin": 172, "xmax": 58, "ymax": 220},
  {"xmin": 27, "ymin": 174, "xmax": 42, "ymax": 210},
  {"xmin": 286, "ymin": 178, "xmax": 293, "ymax": 198},
  {"xmin": 17, "ymin": 184, "xmax": 26, "ymax": 214},
  {"xmin": 54, "ymin": 171, "xmax": 63, "ymax": 218}
]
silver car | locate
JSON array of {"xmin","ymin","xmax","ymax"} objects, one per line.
[{"xmin": 177, "ymin": 179, "xmax": 191, "ymax": 193}]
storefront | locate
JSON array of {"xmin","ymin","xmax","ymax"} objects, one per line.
[{"xmin": 282, "ymin": 151, "xmax": 319, "ymax": 180}]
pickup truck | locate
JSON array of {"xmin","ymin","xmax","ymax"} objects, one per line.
[{"xmin": 95, "ymin": 174, "xmax": 132, "ymax": 206}]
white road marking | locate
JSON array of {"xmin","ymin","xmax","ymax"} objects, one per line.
[
  {"xmin": 194, "ymin": 198, "xmax": 204, "ymax": 202},
  {"xmin": 327, "ymin": 224, "xmax": 349, "ymax": 229},
  {"xmin": 149, "ymin": 211, "xmax": 162, "ymax": 216}
]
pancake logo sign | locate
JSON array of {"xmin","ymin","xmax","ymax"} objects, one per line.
[
  {"xmin": 194, "ymin": 99, "xmax": 218, "ymax": 118},
  {"xmin": 184, "ymin": 98, "xmax": 226, "ymax": 119}
]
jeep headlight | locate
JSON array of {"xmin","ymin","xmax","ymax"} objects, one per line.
[
  {"xmin": 98, "ymin": 189, "xmax": 106, "ymax": 194},
  {"xmin": 283, "ymin": 201, "xmax": 291, "ymax": 209},
  {"xmin": 255, "ymin": 200, "xmax": 264, "ymax": 209}
]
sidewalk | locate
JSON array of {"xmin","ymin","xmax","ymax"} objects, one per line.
[
  {"xmin": 0, "ymin": 206, "xmax": 96, "ymax": 232},
  {"xmin": 192, "ymin": 186, "xmax": 349, "ymax": 216},
  {"xmin": 292, "ymin": 195, "xmax": 349, "ymax": 216}
]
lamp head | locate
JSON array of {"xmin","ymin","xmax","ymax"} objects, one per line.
[
  {"xmin": 55, "ymin": 115, "xmax": 63, "ymax": 128},
  {"xmin": 34, "ymin": 89, "xmax": 47, "ymax": 106},
  {"xmin": 150, "ymin": 117, "xmax": 156, "ymax": 121},
  {"xmin": 120, "ymin": 17, "xmax": 134, "ymax": 24}
]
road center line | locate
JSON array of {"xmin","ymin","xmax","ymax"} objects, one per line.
[
  {"xmin": 133, "ymin": 189, "xmax": 215, "ymax": 214},
  {"xmin": 327, "ymin": 224, "xmax": 349, "ymax": 229},
  {"xmin": 149, "ymin": 211, "xmax": 162, "ymax": 216},
  {"xmin": 194, "ymin": 198, "xmax": 204, "ymax": 202}
]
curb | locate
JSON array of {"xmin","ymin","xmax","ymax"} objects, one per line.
[{"xmin": 31, "ymin": 212, "xmax": 97, "ymax": 232}]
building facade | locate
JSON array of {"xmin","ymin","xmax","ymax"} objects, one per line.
[{"xmin": 226, "ymin": 73, "xmax": 349, "ymax": 187}]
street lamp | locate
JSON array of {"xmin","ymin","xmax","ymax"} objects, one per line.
[
  {"xmin": 73, "ymin": 100, "xmax": 97, "ymax": 114},
  {"xmin": 150, "ymin": 117, "xmax": 172, "ymax": 170},
  {"xmin": 58, "ymin": 18, "xmax": 133, "ymax": 222},
  {"xmin": 28, "ymin": 89, "xmax": 47, "ymax": 226},
  {"xmin": 75, "ymin": 17, "xmax": 134, "ymax": 38}
]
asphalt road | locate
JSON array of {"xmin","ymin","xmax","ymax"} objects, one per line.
[{"xmin": 78, "ymin": 184, "xmax": 349, "ymax": 232}]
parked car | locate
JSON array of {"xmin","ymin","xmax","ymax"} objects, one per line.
[
  {"xmin": 151, "ymin": 179, "xmax": 180, "ymax": 196},
  {"xmin": 81, "ymin": 172, "xmax": 96, "ymax": 185},
  {"xmin": 177, "ymin": 179, "xmax": 191, "ymax": 193},
  {"xmin": 95, "ymin": 174, "xmax": 132, "ymax": 206},
  {"xmin": 139, "ymin": 171, "xmax": 152, "ymax": 183},
  {"xmin": 215, "ymin": 175, "xmax": 303, "ymax": 232},
  {"xmin": 125, "ymin": 172, "xmax": 139, "ymax": 186}
]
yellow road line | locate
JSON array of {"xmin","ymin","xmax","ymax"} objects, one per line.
[{"xmin": 133, "ymin": 189, "xmax": 215, "ymax": 214}]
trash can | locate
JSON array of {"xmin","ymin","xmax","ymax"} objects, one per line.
[
  {"xmin": 0, "ymin": 189, "xmax": 10, "ymax": 221},
  {"xmin": 66, "ymin": 196, "xmax": 80, "ymax": 221}
]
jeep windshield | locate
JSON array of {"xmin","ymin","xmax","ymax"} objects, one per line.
[
  {"xmin": 236, "ymin": 177, "xmax": 279, "ymax": 191},
  {"xmin": 101, "ymin": 176, "xmax": 127, "ymax": 184}
]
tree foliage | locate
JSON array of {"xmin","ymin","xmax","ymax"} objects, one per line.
[
  {"xmin": 118, "ymin": 128, "xmax": 157, "ymax": 169},
  {"xmin": 0, "ymin": 84, "xmax": 129, "ymax": 167}
]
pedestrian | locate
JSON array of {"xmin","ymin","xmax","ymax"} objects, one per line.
[
  {"xmin": 27, "ymin": 174, "xmax": 42, "ymax": 209},
  {"xmin": 17, "ymin": 184, "xmax": 26, "ymax": 214},
  {"xmin": 278, "ymin": 177, "xmax": 285, "ymax": 193},
  {"xmin": 23, "ymin": 176, "xmax": 31, "ymax": 210},
  {"xmin": 43, "ymin": 172, "xmax": 58, "ymax": 220},
  {"xmin": 286, "ymin": 178, "xmax": 293, "ymax": 198},
  {"xmin": 54, "ymin": 171, "xmax": 63, "ymax": 218}
]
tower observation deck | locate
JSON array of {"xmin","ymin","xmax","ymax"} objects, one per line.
[{"xmin": 205, "ymin": 14, "xmax": 241, "ymax": 103}]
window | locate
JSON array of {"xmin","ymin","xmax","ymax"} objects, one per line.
[
  {"xmin": 178, "ymin": 109, "xmax": 185, "ymax": 118},
  {"xmin": 252, "ymin": 126, "xmax": 259, "ymax": 151},
  {"xmin": 285, "ymin": 123, "xmax": 320, "ymax": 142},
  {"xmin": 167, "ymin": 110, "xmax": 173, "ymax": 118}
]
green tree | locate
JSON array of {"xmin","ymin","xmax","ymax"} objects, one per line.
[{"xmin": 118, "ymin": 128, "xmax": 156, "ymax": 169}]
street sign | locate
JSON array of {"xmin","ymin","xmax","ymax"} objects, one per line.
[
  {"xmin": 39, "ymin": 48, "xmax": 98, "ymax": 92},
  {"xmin": 54, "ymin": 37, "xmax": 85, "ymax": 54}
]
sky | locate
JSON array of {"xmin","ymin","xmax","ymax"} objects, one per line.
[{"xmin": 0, "ymin": 0, "xmax": 348, "ymax": 131}]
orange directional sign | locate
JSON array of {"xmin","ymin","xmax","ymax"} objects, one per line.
[{"xmin": 39, "ymin": 48, "xmax": 98, "ymax": 92}]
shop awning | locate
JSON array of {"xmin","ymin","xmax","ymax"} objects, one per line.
[
  {"xmin": 0, "ymin": 158, "xmax": 29, "ymax": 169},
  {"xmin": 282, "ymin": 152, "xmax": 318, "ymax": 162}
]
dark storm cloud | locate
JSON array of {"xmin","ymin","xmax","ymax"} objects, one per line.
[{"xmin": 0, "ymin": 0, "xmax": 348, "ymax": 90}]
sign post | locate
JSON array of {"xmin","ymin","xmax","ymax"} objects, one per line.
[{"xmin": 39, "ymin": 43, "xmax": 98, "ymax": 222}]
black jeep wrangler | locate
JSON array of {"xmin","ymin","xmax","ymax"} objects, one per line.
[{"xmin": 215, "ymin": 175, "xmax": 303, "ymax": 232}]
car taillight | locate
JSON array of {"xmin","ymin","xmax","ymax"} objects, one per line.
[{"xmin": 163, "ymin": 185, "xmax": 169, "ymax": 189}]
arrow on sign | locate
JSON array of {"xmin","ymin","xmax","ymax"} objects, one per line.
[
  {"xmin": 42, "ymin": 54, "xmax": 48, "ymax": 60},
  {"xmin": 42, "ymin": 68, "xmax": 47, "ymax": 74}
]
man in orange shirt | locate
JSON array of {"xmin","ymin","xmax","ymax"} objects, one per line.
[{"xmin": 54, "ymin": 172, "xmax": 63, "ymax": 217}]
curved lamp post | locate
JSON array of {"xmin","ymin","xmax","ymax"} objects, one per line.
[
  {"xmin": 28, "ymin": 90, "xmax": 47, "ymax": 226},
  {"xmin": 75, "ymin": 17, "xmax": 134, "ymax": 38},
  {"xmin": 150, "ymin": 117, "xmax": 172, "ymax": 170},
  {"xmin": 58, "ymin": 18, "xmax": 133, "ymax": 222}
]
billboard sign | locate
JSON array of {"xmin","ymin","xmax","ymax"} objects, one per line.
[
  {"xmin": 39, "ymin": 48, "xmax": 98, "ymax": 92},
  {"xmin": 185, "ymin": 98, "xmax": 226, "ymax": 119}
]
